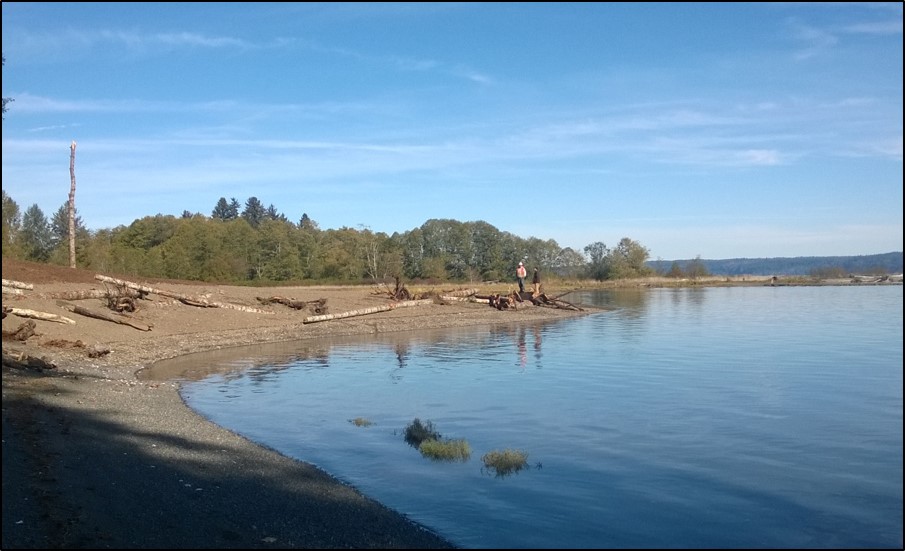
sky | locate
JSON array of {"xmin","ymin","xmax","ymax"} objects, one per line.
[{"xmin": 2, "ymin": 2, "xmax": 902, "ymax": 261}]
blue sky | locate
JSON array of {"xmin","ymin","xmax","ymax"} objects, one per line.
[{"xmin": 2, "ymin": 2, "xmax": 902, "ymax": 261}]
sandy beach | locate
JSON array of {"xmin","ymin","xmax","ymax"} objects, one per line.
[{"xmin": 2, "ymin": 258, "xmax": 590, "ymax": 549}]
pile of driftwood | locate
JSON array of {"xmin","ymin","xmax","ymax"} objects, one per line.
[
  {"xmin": 475, "ymin": 290, "xmax": 584, "ymax": 311},
  {"xmin": 256, "ymin": 296, "xmax": 328, "ymax": 315},
  {"xmin": 1, "ymin": 274, "xmax": 278, "ymax": 337}
]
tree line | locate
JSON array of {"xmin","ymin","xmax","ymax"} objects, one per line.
[{"xmin": 1, "ymin": 190, "xmax": 657, "ymax": 284}]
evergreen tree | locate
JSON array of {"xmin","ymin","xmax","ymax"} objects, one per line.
[
  {"xmin": 266, "ymin": 204, "xmax": 288, "ymax": 223},
  {"xmin": 211, "ymin": 197, "xmax": 233, "ymax": 220},
  {"xmin": 227, "ymin": 197, "xmax": 241, "ymax": 219},
  {"xmin": 299, "ymin": 213, "xmax": 319, "ymax": 230},
  {"xmin": 242, "ymin": 197, "xmax": 266, "ymax": 228},
  {"xmin": 20, "ymin": 204, "xmax": 53, "ymax": 261},
  {"xmin": 1, "ymin": 189, "xmax": 22, "ymax": 257},
  {"xmin": 50, "ymin": 202, "xmax": 86, "ymax": 250}
]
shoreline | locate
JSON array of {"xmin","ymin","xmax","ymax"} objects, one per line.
[
  {"xmin": 5, "ymin": 258, "xmax": 896, "ymax": 548},
  {"xmin": 3, "ymin": 277, "xmax": 590, "ymax": 549}
]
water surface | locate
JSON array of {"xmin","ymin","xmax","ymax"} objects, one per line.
[{"xmin": 146, "ymin": 286, "xmax": 903, "ymax": 548}]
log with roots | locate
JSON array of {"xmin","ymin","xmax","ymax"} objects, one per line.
[
  {"xmin": 2, "ymin": 319, "xmax": 37, "ymax": 341},
  {"xmin": 56, "ymin": 301, "xmax": 152, "ymax": 331},
  {"xmin": 256, "ymin": 296, "xmax": 328, "ymax": 314},
  {"xmin": 94, "ymin": 274, "xmax": 272, "ymax": 314}
]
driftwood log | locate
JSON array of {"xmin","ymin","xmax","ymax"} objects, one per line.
[
  {"xmin": 2, "ymin": 351, "xmax": 56, "ymax": 371},
  {"xmin": 38, "ymin": 288, "xmax": 144, "ymax": 301},
  {"xmin": 2, "ymin": 278, "xmax": 34, "ymax": 290},
  {"xmin": 529, "ymin": 293, "xmax": 583, "ymax": 311},
  {"xmin": 303, "ymin": 298, "xmax": 435, "ymax": 324},
  {"xmin": 2, "ymin": 319, "xmax": 37, "ymax": 341},
  {"xmin": 256, "ymin": 296, "xmax": 328, "ymax": 314},
  {"xmin": 57, "ymin": 301, "xmax": 152, "ymax": 331},
  {"xmin": 3, "ymin": 305, "xmax": 76, "ymax": 324},
  {"xmin": 2, "ymin": 286, "xmax": 26, "ymax": 296},
  {"xmin": 94, "ymin": 274, "xmax": 271, "ymax": 314}
]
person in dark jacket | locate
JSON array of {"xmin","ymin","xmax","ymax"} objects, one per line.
[{"xmin": 532, "ymin": 267, "xmax": 541, "ymax": 295}]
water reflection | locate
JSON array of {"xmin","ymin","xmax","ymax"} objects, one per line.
[
  {"xmin": 487, "ymin": 322, "xmax": 547, "ymax": 370},
  {"xmin": 155, "ymin": 287, "xmax": 902, "ymax": 549}
]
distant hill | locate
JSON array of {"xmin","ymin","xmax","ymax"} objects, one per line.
[{"xmin": 647, "ymin": 252, "xmax": 903, "ymax": 276}]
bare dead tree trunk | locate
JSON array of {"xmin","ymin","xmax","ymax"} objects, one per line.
[{"xmin": 69, "ymin": 140, "xmax": 77, "ymax": 268}]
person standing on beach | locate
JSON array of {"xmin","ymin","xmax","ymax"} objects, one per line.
[
  {"xmin": 532, "ymin": 267, "xmax": 541, "ymax": 296},
  {"xmin": 516, "ymin": 262, "xmax": 527, "ymax": 293}
]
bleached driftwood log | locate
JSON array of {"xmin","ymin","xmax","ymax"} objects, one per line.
[
  {"xmin": 3, "ymin": 306, "xmax": 76, "ymax": 324},
  {"xmin": 439, "ymin": 288, "xmax": 479, "ymax": 298},
  {"xmin": 39, "ymin": 288, "xmax": 142, "ymax": 301},
  {"xmin": 57, "ymin": 301, "xmax": 151, "ymax": 331},
  {"xmin": 94, "ymin": 274, "xmax": 272, "ymax": 314},
  {"xmin": 2, "ymin": 286, "xmax": 26, "ymax": 296},
  {"xmin": 303, "ymin": 298, "xmax": 434, "ymax": 324},
  {"xmin": 2, "ymin": 279, "xmax": 34, "ymax": 290}
]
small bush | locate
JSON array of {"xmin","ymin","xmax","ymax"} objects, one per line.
[
  {"xmin": 419, "ymin": 438, "xmax": 471, "ymax": 462},
  {"xmin": 404, "ymin": 418, "xmax": 441, "ymax": 447},
  {"xmin": 349, "ymin": 417, "xmax": 373, "ymax": 427},
  {"xmin": 482, "ymin": 448, "xmax": 529, "ymax": 477}
]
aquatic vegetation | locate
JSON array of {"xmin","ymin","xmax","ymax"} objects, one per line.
[
  {"xmin": 482, "ymin": 448, "xmax": 529, "ymax": 477},
  {"xmin": 419, "ymin": 438, "xmax": 471, "ymax": 462},
  {"xmin": 404, "ymin": 418, "xmax": 441, "ymax": 447},
  {"xmin": 349, "ymin": 417, "xmax": 373, "ymax": 427}
]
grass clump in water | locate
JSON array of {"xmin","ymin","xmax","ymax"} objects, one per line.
[
  {"xmin": 481, "ymin": 448, "xmax": 529, "ymax": 477},
  {"xmin": 349, "ymin": 417, "xmax": 373, "ymax": 427},
  {"xmin": 404, "ymin": 418, "xmax": 441, "ymax": 447},
  {"xmin": 419, "ymin": 438, "xmax": 471, "ymax": 462}
]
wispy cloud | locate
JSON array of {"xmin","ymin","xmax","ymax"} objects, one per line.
[
  {"xmin": 842, "ymin": 20, "xmax": 903, "ymax": 35},
  {"xmin": 14, "ymin": 28, "xmax": 258, "ymax": 56},
  {"xmin": 789, "ymin": 21, "xmax": 839, "ymax": 60},
  {"xmin": 27, "ymin": 123, "xmax": 83, "ymax": 133}
]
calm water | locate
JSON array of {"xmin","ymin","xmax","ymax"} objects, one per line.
[{"xmin": 146, "ymin": 286, "xmax": 903, "ymax": 549}]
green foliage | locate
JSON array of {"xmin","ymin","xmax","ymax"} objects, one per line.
[
  {"xmin": 1, "ymin": 189, "xmax": 22, "ymax": 257},
  {"xmin": 117, "ymin": 215, "xmax": 179, "ymax": 250},
  {"xmin": 20, "ymin": 204, "xmax": 53, "ymax": 261},
  {"xmin": 242, "ymin": 197, "xmax": 266, "ymax": 228},
  {"xmin": 1, "ymin": 190, "xmax": 692, "ymax": 284},
  {"xmin": 212, "ymin": 197, "xmax": 240, "ymax": 220},
  {"xmin": 584, "ymin": 237, "xmax": 652, "ymax": 280},
  {"xmin": 404, "ymin": 418, "xmax": 442, "ymax": 448},
  {"xmin": 481, "ymin": 448, "xmax": 529, "ymax": 477},
  {"xmin": 684, "ymin": 255, "xmax": 709, "ymax": 280},
  {"xmin": 419, "ymin": 438, "xmax": 471, "ymax": 462}
]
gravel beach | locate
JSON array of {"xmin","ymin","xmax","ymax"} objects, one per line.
[{"xmin": 2, "ymin": 258, "xmax": 589, "ymax": 548}]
